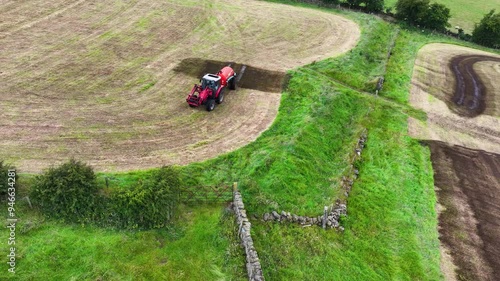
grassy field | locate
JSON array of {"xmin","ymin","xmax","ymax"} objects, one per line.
[{"xmin": 385, "ymin": 0, "xmax": 500, "ymax": 33}]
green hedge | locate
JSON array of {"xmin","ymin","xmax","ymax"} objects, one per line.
[
  {"xmin": 30, "ymin": 160, "xmax": 181, "ymax": 229},
  {"xmin": 108, "ymin": 167, "xmax": 181, "ymax": 229},
  {"xmin": 30, "ymin": 159, "xmax": 99, "ymax": 223}
]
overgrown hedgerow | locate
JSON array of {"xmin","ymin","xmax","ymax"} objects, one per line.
[
  {"xmin": 0, "ymin": 161, "xmax": 17, "ymax": 198},
  {"xmin": 30, "ymin": 160, "xmax": 181, "ymax": 229}
]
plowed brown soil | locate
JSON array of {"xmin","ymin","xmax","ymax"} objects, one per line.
[
  {"xmin": 0, "ymin": 0, "xmax": 360, "ymax": 172},
  {"xmin": 449, "ymin": 55, "xmax": 500, "ymax": 117},
  {"xmin": 174, "ymin": 59, "xmax": 287, "ymax": 93},
  {"xmin": 427, "ymin": 141, "xmax": 500, "ymax": 281},
  {"xmin": 410, "ymin": 44, "xmax": 500, "ymax": 281}
]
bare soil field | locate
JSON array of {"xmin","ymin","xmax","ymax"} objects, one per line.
[
  {"xmin": 410, "ymin": 43, "xmax": 500, "ymax": 281},
  {"xmin": 0, "ymin": 0, "xmax": 360, "ymax": 172},
  {"xmin": 408, "ymin": 43, "xmax": 500, "ymax": 154},
  {"xmin": 427, "ymin": 141, "xmax": 500, "ymax": 281}
]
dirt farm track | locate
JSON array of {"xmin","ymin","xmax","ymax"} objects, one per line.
[{"xmin": 0, "ymin": 0, "xmax": 360, "ymax": 172}]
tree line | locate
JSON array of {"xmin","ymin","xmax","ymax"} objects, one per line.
[{"xmin": 321, "ymin": 0, "xmax": 500, "ymax": 48}]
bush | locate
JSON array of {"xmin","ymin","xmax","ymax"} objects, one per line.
[
  {"xmin": 109, "ymin": 166, "xmax": 181, "ymax": 229},
  {"xmin": 30, "ymin": 159, "xmax": 99, "ymax": 223},
  {"xmin": 365, "ymin": 0, "xmax": 384, "ymax": 12},
  {"xmin": 0, "ymin": 161, "xmax": 17, "ymax": 198},
  {"xmin": 472, "ymin": 10, "xmax": 500, "ymax": 48},
  {"xmin": 346, "ymin": 0, "xmax": 384, "ymax": 12},
  {"xmin": 322, "ymin": 0, "xmax": 340, "ymax": 4},
  {"xmin": 30, "ymin": 160, "xmax": 182, "ymax": 229},
  {"xmin": 395, "ymin": 0, "xmax": 450, "ymax": 31},
  {"xmin": 425, "ymin": 3, "xmax": 451, "ymax": 31}
]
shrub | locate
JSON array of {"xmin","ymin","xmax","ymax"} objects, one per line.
[
  {"xmin": 425, "ymin": 3, "xmax": 451, "ymax": 31},
  {"xmin": 365, "ymin": 0, "xmax": 384, "ymax": 12},
  {"xmin": 30, "ymin": 159, "xmax": 99, "ymax": 223},
  {"xmin": 346, "ymin": 0, "xmax": 384, "ymax": 12},
  {"xmin": 322, "ymin": 0, "xmax": 341, "ymax": 4},
  {"xmin": 0, "ymin": 161, "xmax": 17, "ymax": 198},
  {"xmin": 395, "ymin": 0, "xmax": 430, "ymax": 24},
  {"xmin": 109, "ymin": 166, "xmax": 181, "ymax": 229},
  {"xmin": 396, "ymin": 0, "xmax": 450, "ymax": 31},
  {"xmin": 30, "ymin": 160, "xmax": 182, "ymax": 229},
  {"xmin": 472, "ymin": 10, "xmax": 500, "ymax": 48}
]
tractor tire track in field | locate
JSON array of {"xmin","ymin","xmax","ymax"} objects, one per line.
[
  {"xmin": 174, "ymin": 58, "xmax": 288, "ymax": 93},
  {"xmin": 427, "ymin": 141, "xmax": 500, "ymax": 281},
  {"xmin": 449, "ymin": 55, "xmax": 500, "ymax": 117}
]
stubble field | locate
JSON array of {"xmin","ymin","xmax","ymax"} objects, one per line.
[{"xmin": 0, "ymin": 0, "xmax": 360, "ymax": 172}]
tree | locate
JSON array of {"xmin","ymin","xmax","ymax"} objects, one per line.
[
  {"xmin": 396, "ymin": 0, "xmax": 451, "ymax": 31},
  {"xmin": 425, "ymin": 3, "xmax": 451, "ymax": 31},
  {"xmin": 365, "ymin": 0, "xmax": 384, "ymax": 12},
  {"xmin": 395, "ymin": 0, "xmax": 430, "ymax": 24},
  {"xmin": 346, "ymin": 0, "xmax": 363, "ymax": 6},
  {"xmin": 472, "ymin": 10, "xmax": 500, "ymax": 48},
  {"xmin": 346, "ymin": 0, "xmax": 384, "ymax": 12},
  {"xmin": 322, "ymin": 0, "xmax": 341, "ymax": 4}
]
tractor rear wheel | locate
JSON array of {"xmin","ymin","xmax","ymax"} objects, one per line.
[
  {"xmin": 206, "ymin": 99, "xmax": 215, "ymax": 111},
  {"xmin": 229, "ymin": 77, "xmax": 236, "ymax": 90},
  {"xmin": 216, "ymin": 89, "xmax": 225, "ymax": 104}
]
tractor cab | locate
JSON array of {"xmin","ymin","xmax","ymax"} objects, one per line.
[{"xmin": 201, "ymin": 74, "xmax": 221, "ymax": 92}]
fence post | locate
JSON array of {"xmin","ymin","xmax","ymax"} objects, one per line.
[
  {"xmin": 233, "ymin": 182, "xmax": 238, "ymax": 197},
  {"xmin": 322, "ymin": 206, "xmax": 328, "ymax": 229}
]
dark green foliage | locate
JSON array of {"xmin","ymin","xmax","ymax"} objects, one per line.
[
  {"xmin": 395, "ymin": 0, "xmax": 429, "ymax": 24},
  {"xmin": 395, "ymin": 0, "xmax": 450, "ymax": 31},
  {"xmin": 472, "ymin": 10, "xmax": 500, "ymax": 48},
  {"xmin": 347, "ymin": 0, "xmax": 363, "ymax": 6},
  {"xmin": 322, "ymin": 0, "xmax": 340, "ymax": 4},
  {"xmin": 346, "ymin": 0, "xmax": 384, "ymax": 12},
  {"xmin": 30, "ymin": 159, "xmax": 99, "ymax": 223},
  {"xmin": 30, "ymin": 160, "xmax": 181, "ymax": 229},
  {"xmin": 425, "ymin": 3, "xmax": 451, "ymax": 31},
  {"xmin": 109, "ymin": 166, "xmax": 181, "ymax": 229},
  {"xmin": 365, "ymin": 0, "xmax": 384, "ymax": 12},
  {"xmin": 0, "ymin": 161, "xmax": 17, "ymax": 197}
]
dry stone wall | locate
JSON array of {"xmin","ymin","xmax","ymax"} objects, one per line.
[
  {"xmin": 262, "ymin": 131, "xmax": 367, "ymax": 230},
  {"xmin": 233, "ymin": 186, "xmax": 265, "ymax": 281}
]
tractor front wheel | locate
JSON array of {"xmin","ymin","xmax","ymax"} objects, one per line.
[
  {"xmin": 206, "ymin": 99, "xmax": 215, "ymax": 111},
  {"xmin": 216, "ymin": 89, "xmax": 225, "ymax": 104}
]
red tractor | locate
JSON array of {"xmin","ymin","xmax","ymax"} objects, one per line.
[{"xmin": 186, "ymin": 66, "xmax": 237, "ymax": 111}]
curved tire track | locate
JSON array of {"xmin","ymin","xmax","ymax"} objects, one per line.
[{"xmin": 449, "ymin": 55, "xmax": 500, "ymax": 117}]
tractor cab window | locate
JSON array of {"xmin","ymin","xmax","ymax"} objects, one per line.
[{"xmin": 202, "ymin": 78, "xmax": 218, "ymax": 91}]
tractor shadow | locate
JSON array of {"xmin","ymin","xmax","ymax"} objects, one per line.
[{"xmin": 174, "ymin": 58, "xmax": 288, "ymax": 93}]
